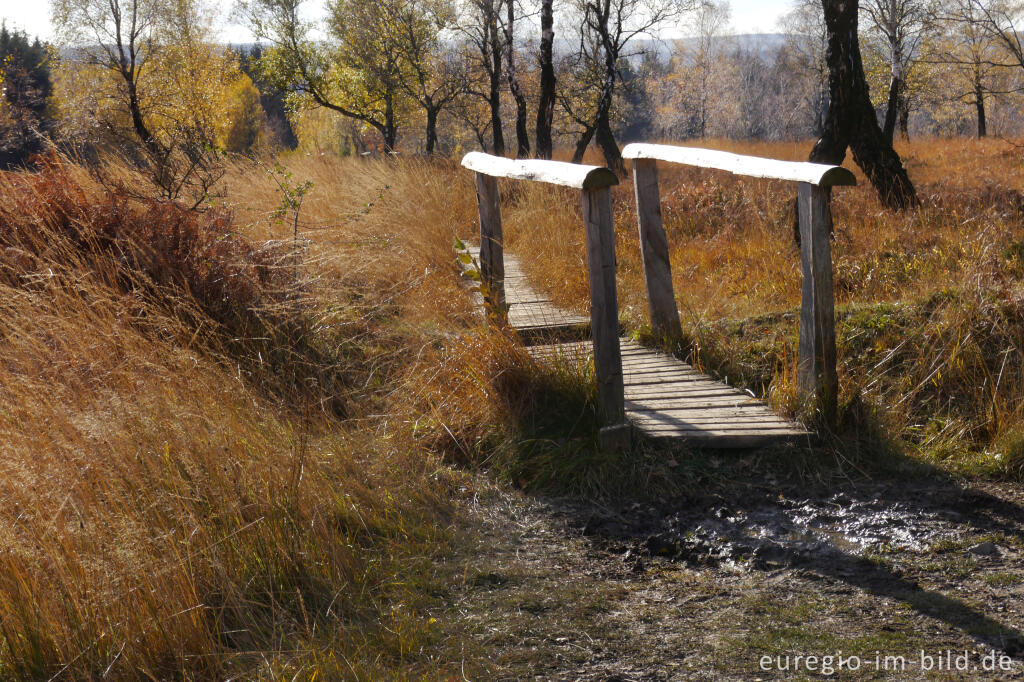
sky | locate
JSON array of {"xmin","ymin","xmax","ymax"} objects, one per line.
[{"xmin": 0, "ymin": 0, "xmax": 796, "ymax": 45}]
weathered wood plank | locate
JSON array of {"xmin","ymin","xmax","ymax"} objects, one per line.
[
  {"xmin": 474, "ymin": 172, "xmax": 506, "ymax": 321},
  {"xmin": 582, "ymin": 186, "xmax": 627, "ymax": 439},
  {"xmin": 797, "ymin": 182, "xmax": 838, "ymax": 426},
  {"xmin": 526, "ymin": 336, "xmax": 809, "ymax": 447},
  {"xmin": 622, "ymin": 143, "xmax": 857, "ymax": 187},
  {"xmin": 467, "ymin": 251, "xmax": 809, "ymax": 448},
  {"xmin": 464, "ymin": 246, "xmax": 589, "ymax": 340},
  {"xmin": 632, "ymin": 158, "xmax": 683, "ymax": 341},
  {"xmin": 462, "ymin": 152, "xmax": 619, "ymax": 189},
  {"xmin": 626, "ymin": 411, "xmax": 794, "ymax": 421},
  {"xmin": 636, "ymin": 424, "xmax": 804, "ymax": 434},
  {"xmin": 635, "ymin": 423, "xmax": 806, "ymax": 435}
]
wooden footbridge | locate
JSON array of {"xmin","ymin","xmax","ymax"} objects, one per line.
[{"xmin": 460, "ymin": 145, "xmax": 856, "ymax": 450}]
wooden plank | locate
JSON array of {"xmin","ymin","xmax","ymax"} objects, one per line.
[
  {"xmin": 581, "ymin": 186, "xmax": 627, "ymax": 438},
  {"xmin": 622, "ymin": 143, "xmax": 857, "ymax": 188},
  {"xmin": 474, "ymin": 173, "xmax": 506, "ymax": 322},
  {"xmin": 635, "ymin": 423, "xmax": 803, "ymax": 433},
  {"xmin": 629, "ymin": 415, "xmax": 801, "ymax": 428},
  {"xmin": 797, "ymin": 182, "xmax": 838, "ymax": 426},
  {"xmin": 638, "ymin": 429, "xmax": 808, "ymax": 444},
  {"xmin": 632, "ymin": 158, "xmax": 683, "ymax": 342},
  {"xmin": 526, "ymin": 334, "xmax": 810, "ymax": 447},
  {"xmin": 633, "ymin": 422, "xmax": 792, "ymax": 433},
  {"xmin": 626, "ymin": 398, "xmax": 774, "ymax": 410},
  {"xmin": 629, "ymin": 413, "xmax": 796, "ymax": 426},
  {"xmin": 464, "ymin": 246, "xmax": 589, "ymax": 341},
  {"xmin": 462, "ymin": 152, "xmax": 619, "ymax": 189},
  {"xmin": 469, "ymin": 247, "xmax": 809, "ymax": 448}
]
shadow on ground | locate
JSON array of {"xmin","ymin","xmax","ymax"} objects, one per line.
[{"xmin": 551, "ymin": 465, "xmax": 1024, "ymax": 659}]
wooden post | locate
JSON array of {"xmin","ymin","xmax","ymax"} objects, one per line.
[
  {"xmin": 474, "ymin": 172, "xmax": 506, "ymax": 320},
  {"xmin": 797, "ymin": 182, "xmax": 838, "ymax": 426},
  {"xmin": 581, "ymin": 187, "xmax": 629, "ymax": 450},
  {"xmin": 632, "ymin": 158, "xmax": 683, "ymax": 342}
]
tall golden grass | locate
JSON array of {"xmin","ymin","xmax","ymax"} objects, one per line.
[
  {"xmin": 2, "ymin": 135, "xmax": 1024, "ymax": 677},
  {"xmin": 0, "ymin": 153, "xmax": 500, "ymax": 678},
  {"xmin": 497, "ymin": 138, "xmax": 1024, "ymax": 474}
]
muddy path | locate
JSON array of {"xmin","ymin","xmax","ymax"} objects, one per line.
[{"xmin": 444, "ymin": 477, "xmax": 1024, "ymax": 680}]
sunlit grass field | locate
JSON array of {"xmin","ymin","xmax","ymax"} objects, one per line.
[{"xmin": 0, "ymin": 136, "xmax": 1023, "ymax": 676}]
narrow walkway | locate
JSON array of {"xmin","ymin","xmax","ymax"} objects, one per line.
[{"xmin": 465, "ymin": 248, "xmax": 809, "ymax": 448}]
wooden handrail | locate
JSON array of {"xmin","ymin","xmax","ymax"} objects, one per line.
[
  {"xmin": 461, "ymin": 152, "xmax": 629, "ymax": 450},
  {"xmin": 622, "ymin": 143, "xmax": 856, "ymax": 188},
  {"xmin": 461, "ymin": 152, "xmax": 619, "ymax": 189},
  {"xmin": 623, "ymin": 143, "xmax": 852, "ymax": 426}
]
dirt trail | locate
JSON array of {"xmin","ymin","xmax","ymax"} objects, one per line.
[{"xmin": 446, "ymin": 478, "xmax": 1024, "ymax": 680}]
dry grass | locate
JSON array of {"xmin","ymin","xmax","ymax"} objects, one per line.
[
  {"xmin": 0, "ymin": 145, "xmax": 652, "ymax": 677},
  {"xmin": 498, "ymin": 137, "xmax": 1024, "ymax": 475},
  {"xmin": 0, "ymin": 153, "xmax": 498, "ymax": 678},
  {"xmin": 4, "ymin": 135, "xmax": 1024, "ymax": 677}
]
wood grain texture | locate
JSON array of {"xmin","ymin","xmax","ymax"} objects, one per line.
[
  {"xmin": 464, "ymin": 246, "xmax": 589, "ymax": 336},
  {"xmin": 474, "ymin": 172, "xmax": 506, "ymax": 320},
  {"xmin": 462, "ymin": 152, "xmax": 619, "ymax": 189},
  {"xmin": 530, "ymin": 339, "xmax": 810, "ymax": 447},
  {"xmin": 460, "ymin": 245, "xmax": 809, "ymax": 448},
  {"xmin": 632, "ymin": 158, "xmax": 683, "ymax": 342},
  {"xmin": 581, "ymin": 187, "xmax": 626, "ymax": 429},
  {"xmin": 797, "ymin": 182, "xmax": 838, "ymax": 426},
  {"xmin": 622, "ymin": 143, "xmax": 857, "ymax": 187}
]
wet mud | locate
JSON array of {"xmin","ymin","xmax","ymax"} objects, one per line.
[{"xmin": 451, "ymin": 479, "xmax": 1024, "ymax": 679}]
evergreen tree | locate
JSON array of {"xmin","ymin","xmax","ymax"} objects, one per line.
[{"xmin": 0, "ymin": 24, "xmax": 53, "ymax": 167}]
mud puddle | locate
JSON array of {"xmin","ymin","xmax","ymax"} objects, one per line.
[
  {"xmin": 450, "ymin": 480, "xmax": 1024, "ymax": 679},
  {"xmin": 568, "ymin": 482, "xmax": 1022, "ymax": 571}
]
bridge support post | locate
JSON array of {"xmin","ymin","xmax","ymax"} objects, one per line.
[
  {"xmin": 474, "ymin": 171, "xmax": 507, "ymax": 322},
  {"xmin": 632, "ymin": 158, "xmax": 683, "ymax": 344},
  {"xmin": 581, "ymin": 186, "xmax": 629, "ymax": 450},
  {"xmin": 797, "ymin": 182, "xmax": 838, "ymax": 427}
]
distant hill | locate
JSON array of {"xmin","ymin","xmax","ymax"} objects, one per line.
[{"xmin": 623, "ymin": 33, "xmax": 792, "ymax": 65}]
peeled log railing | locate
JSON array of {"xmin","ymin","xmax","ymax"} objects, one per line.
[
  {"xmin": 461, "ymin": 145, "xmax": 856, "ymax": 449},
  {"xmin": 460, "ymin": 152, "xmax": 630, "ymax": 450},
  {"xmin": 621, "ymin": 143, "xmax": 857, "ymax": 426}
]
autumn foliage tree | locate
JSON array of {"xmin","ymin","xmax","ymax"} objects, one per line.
[
  {"xmin": 241, "ymin": 0, "xmax": 465, "ymax": 152},
  {"xmin": 50, "ymin": 0, "xmax": 262, "ymax": 205}
]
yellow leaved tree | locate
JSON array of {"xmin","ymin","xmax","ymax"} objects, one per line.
[{"xmin": 50, "ymin": 0, "xmax": 264, "ymax": 205}]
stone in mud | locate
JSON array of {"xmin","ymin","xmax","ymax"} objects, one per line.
[
  {"xmin": 969, "ymin": 541, "xmax": 1000, "ymax": 556},
  {"xmin": 751, "ymin": 541, "xmax": 790, "ymax": 569}
]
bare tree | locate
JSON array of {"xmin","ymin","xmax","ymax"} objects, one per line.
[
  {"xmin": 535, "ymin": 0, "xmax": 556, "ymax": 158},
  {"xmin": 963, "ymin": 0, "xmax": 1024, "ymax": 70},
  {"xmin": 459, "ymin": 0, "xmax": 507, "ymax": 154},
  {"xmin": 778, "ymin": 0, "xmax": 830, "ymax": 135},
  {"xmin": 502, "ymin": 0, "xmax": 531, "ymax": 156},
  {"xmin": 924, "ymin": 0, "xmax": 1014, "ymax": 137},
  {"xmin": 685, "ymin": 0, "xmax": 731, "ymax": 138},
  {"xmin": 860, "ymin": 0, "xmax": 930, "ymax": 142},
  {"xmin": 565, "ymin": 0, "xmax": 690, "ymax": 172},
  {"xmin": 51, "ymin": 0, "xmax": 159, "ymax": 145},
  {"xmin": 794, "ymin": 0, "xmax": 917, "ymax": 242},
  {"xmin": 394, "ymin": 0, "xmax": 464, "ymax": 155}
]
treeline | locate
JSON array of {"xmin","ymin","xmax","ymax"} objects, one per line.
[
  {"xmin": 3, "ymin": 0, "xmax": 1024, "ymax": 177},
  {"xmin": 0, "ymin": 25, "xmax": 52, "ymax": 167}
]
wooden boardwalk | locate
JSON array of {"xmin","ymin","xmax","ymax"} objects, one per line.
[{"xmin": 466, "ymin": 247, "xmax": 809, "ymax": 448}]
